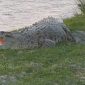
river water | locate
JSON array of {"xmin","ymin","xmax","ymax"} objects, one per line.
[{"xmin": 0, "ymin": 0, "xmax": 80, "ymax": 31}]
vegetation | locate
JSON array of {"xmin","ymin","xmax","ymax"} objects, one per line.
[
  {"xmin": 0, "ymin": 43, "xmax": 85, "ymax": 84},
  {"xmin": 64, "ymin": 0, "xmax": 85, "ymax": 31},
  {"xmin": 64, "ymin": 15, "xmax": 85, "ymax": 31},
  {"xmin": 78, "ymin": 0, "xmax": 85, "ymax": 14}
]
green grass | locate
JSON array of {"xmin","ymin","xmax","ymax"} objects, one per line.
[
  {"xmin": 64, "ymin": 15, "xmax": 85, "ymax": 31},
  {"xmin": 0, "ymin": 43, "xmax": 85, "ymax": 84},
  {"xmin": 64, "ymin": 0, "xmax": 85, "ymax": 31}
]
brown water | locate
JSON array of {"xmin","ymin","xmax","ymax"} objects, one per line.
[{"xmin": 0, "ymin": 0, "xmax": 80, "ymax": 31}]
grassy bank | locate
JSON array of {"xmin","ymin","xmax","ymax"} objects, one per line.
[
  {"xmin": 64, "ymin": 0, "xmax": 85, "ymax": 32},
  {"xmin": 64, "ymin": 15, "xmax": 85, "ymax": 31},
  {"xmin": 0, "ymin": 43, "xmax": 85, "ymax": 85}
]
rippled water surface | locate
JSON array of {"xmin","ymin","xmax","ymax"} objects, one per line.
[{"xmin": 0, "ymin": 0, "xmax": 80, "ymax": 31}]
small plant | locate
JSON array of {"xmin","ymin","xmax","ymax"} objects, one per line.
[{"xmin": 78, "ymin": 0, "xmax": 85, "ymax": 14}]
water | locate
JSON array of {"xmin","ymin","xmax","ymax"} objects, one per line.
[{"xmin": 0, "ymin": 0, "xmax": 80, "ymax": 31}]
